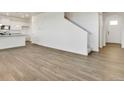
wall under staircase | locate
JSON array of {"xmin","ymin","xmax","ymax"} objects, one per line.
[
  {"xmin": 64, "ymin": 16, "xmax": 92, "ymax": 53},
  {"xmin": 31, "ymin": 12, "xmax": 90, "ymax": 55},
  {"xmin": 65, "ymin": 12, "xmax": 99, "ymax": 52}
]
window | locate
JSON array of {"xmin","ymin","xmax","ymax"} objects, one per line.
[{"xmin": 109, "ymin": 20, "xmax": 118, "ymax": 25}]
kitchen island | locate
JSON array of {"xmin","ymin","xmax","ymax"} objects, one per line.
[{"xmin": 0, "ymin": 33, "xmax": 26, "ymax": 49}]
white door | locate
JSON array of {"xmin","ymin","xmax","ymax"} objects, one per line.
[{"xmin": 107, "ymin": 19, "xmax": 121, "ymax": 44}]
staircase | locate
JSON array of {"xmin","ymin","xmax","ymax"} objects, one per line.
[{"xmin": 64, "ymin": 16, "xmax": 92, "ymax": 54}]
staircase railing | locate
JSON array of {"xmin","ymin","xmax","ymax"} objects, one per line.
[{"xmin": 64, "ymin": 16, "xmax": 92, "ymax": 34}]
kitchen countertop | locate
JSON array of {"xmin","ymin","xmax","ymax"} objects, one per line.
[{"xmin": 0, "ymin": 33, "xmax": 26, "ymax": 37}]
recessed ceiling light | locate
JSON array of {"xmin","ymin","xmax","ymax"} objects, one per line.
[
  {"xmin": 25, "ymin": 14, "xmax": 29, "ymax": 17},
  {"xmin": 6, "ymin": 13, "xmax": 9, "ymax": 16},
  {"xmin": 21, "ymin": 15, "xmax": 25, "ymax": 18}
]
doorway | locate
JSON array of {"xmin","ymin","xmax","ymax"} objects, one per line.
[
  {"xmin": 103, "ymin": 13, "xmax": 123, "ymax": 48},
  {"xmin": 107, "ymin": 19, "xmax": 121, "ymax": 44}
]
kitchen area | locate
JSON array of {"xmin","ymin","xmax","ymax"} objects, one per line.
[
  {"xmin": 0, "ymin": 25, "xmax": 26, "ymax": 49},
  {"xmin": 0, "ymin": 13, "xmax": 31, "ymax": 49}
]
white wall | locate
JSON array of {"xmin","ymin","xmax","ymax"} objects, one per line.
[
  {"xmin": 31, "ymin": 12, "xmax": 88, "ymax": 55},
  {"xmin": 122, "ymin": 29, "xmax": 124, "ymax": 48},
  {"xmin": 65, "ymin": 12, "xmax": 99, "ymax": 52},
  {"xmin": 99, "ymin": 13, "xmax": 104, "ymax": 48},
  {"xmin": 103, "ymin": 13, "xmax": 124, "ymax": 48}
]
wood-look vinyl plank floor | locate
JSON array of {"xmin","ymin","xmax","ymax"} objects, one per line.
[{"xmin": 0, "ymin": 43, "xmax": 124, "ymax": 80}]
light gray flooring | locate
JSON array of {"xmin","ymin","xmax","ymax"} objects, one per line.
[{"xmin": 0, "ymin": 43, "xmax": 124, "ymax": 81}]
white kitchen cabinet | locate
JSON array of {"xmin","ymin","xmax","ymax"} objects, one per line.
[{"xmin": 0, "ymin": 35, "xmax": 26, "ymax": 49}]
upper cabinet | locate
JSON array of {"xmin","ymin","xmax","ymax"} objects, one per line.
[
  {"xmin": 1, "ymin": 18, "xmax": 10, "ymax": 25},
  {"xmin": 0, "ymin": 17, "xmax": 30, "ymax": 31}
]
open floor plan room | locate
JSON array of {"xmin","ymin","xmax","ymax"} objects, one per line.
[{"xmin": 0, "ymin": 12, "xmax": 124, "ymax": 81}]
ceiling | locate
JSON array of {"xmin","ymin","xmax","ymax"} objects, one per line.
[
  {"xmin": 103, "ymin": 12, "xmax": 124, "ymax": 15},
  {"xmin": 0, "ymin": 12, "xmax": 41, "ymax": 19}
]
